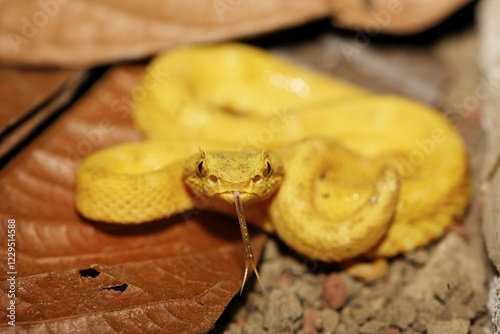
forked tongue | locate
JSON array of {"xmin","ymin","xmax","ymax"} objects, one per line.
[{"xmin": 233, "ymin": 191, "xmax": 264, "ymax": 294}]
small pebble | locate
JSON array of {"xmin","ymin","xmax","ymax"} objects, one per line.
[
  {"xmin": 386, "ymin": 327, "xmax": 401, "ymax": 334},
  {"xmin": 351, "ymin": 296, "xmax": 385, "ymax": 324},
  {"xmin": 302, "ymin": 309, "xmax": 320, "ymax": 333},
  {"xmin": 427, "ymin": 319, "xmax": 470, "ymax": 334},
  {"xmin": 225, "ymin": 323, "xmax": 242, "ymax": 334},
  {"xmin": 390, "ymin": 301, "xmax": 416, "ymax": 329},
  {"xmin": 359, "ymin": 320, "xmax": 388, "ymax": 334},
  {"xmin": 317, "ymin": 308, "xmax": 340, "ymax": 333},
  {"xmin": 247, "ymin": 292, "xmax": 266, "ymax": 312},
  {"xmin": 296, "ymin": 280, "xmax": 323, "ymax": 308},
  {"xmin": 322, "ymin": 273, "xmax": 348, "ymax": 310},
  {"xmin": 470, "ymin": 314, "xmax": 494, "ymax": 334},
  {"xmin": 264, "ymin": 289, "xmax": 303, "ymax": 332},
  {"xmin": 262, "ymin": 238, "xmax": 281, "ymax": 260},
  {"xmin": 338, "ymin": 307, "xmax": 359, "ymax": 333},
  {"xmin": 242, "ymin": 326, "xmax": 266, "ymax": 334},
  {"xmin": 243, "ymin": 311, "xmax": 264, "ymax": 333},
  {"xmin": 258, "ymin": 259, "xmax": 283, "ymax": 288},
  {"xmin": 277, "ymin": 272, "xmax": 294, "ymax": 286},
  {"xmin": 341, "ymin": 272, "xmax": 363, "ymax": 298},
  {"xmin": 405, "ymin": 248, "xmax": 430, "ymax": 266}
]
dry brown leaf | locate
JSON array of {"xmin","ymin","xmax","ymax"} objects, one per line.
[
  {"xmin": 0, "ymin": 67, "xmax": 86, "ymax": 159},
  {"xmin": 0, "ymin": 0, "xmax": 471, "ymax": 68},
  {"xmin": 328, "ymin": 0, "xmax": 472, "ymax": 34},
  {"xmin": 0, "ymin": 0, "xmax": 329, "ymax": 67},
  {"xmin": 0, "ymin": 65, "xmax": 266, "ymax": 332},
  {"xmin": 0, "ymin": 67, "xmax": 80, "ymax": 132}
]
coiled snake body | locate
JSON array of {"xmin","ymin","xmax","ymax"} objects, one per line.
[{"xmin": 76, "ymin": 44, "xmax": 469, "ymax": 280}]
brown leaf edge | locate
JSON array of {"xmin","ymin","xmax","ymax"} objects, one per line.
[
  {"xmin": 0, "ymin": 67, "xmax": 80, "ymax": 132},
  {"xmin": 0, "ymin": 67, "xmax": 87, "ymax": 160}
]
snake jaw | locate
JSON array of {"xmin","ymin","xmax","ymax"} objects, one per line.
[{"xmin": 219, "ymin": 191, "xmax": 256, "ymax": 204}]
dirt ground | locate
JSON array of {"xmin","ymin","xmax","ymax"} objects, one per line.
[{"xmin": 211, "ymin": 15, "xmax": 492, "ymax": 334}]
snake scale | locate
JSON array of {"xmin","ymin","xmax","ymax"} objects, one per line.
[{"xmin": 75, "ymin": 43, "xmax": 469, "ymax": 281}]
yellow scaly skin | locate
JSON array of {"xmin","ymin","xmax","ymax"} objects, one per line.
[{"xmin": 75, "ymin": 44, "xmax": 469, "ymax": 267}]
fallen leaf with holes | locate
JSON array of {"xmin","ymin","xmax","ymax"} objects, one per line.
[{"xmin": 0, "ymin": 65, "xmax": 266, "ymax": 333}]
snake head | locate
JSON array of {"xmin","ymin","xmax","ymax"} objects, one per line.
[{"xmin": 183, "ymin": 149, "xmax": 284, "ymax": 204}]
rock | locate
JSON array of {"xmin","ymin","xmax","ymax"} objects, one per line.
[
  {"xmin": 225, "ymin": 323, "xmax": 243, "ymax": 334},
  {"xmin": 258, "ymin": 258, "xmax": 284, "ymax": 289},
  {"xmin": 296, "ymin": 280, "xmax": 323, "ymax": 308},
  {"xmin": 470, "ymin": 314, "xmax": 494, "ymax": 334},
  {"xmin": 243, "ymin": 326, "xmax": 266, "ymax": 334},
  {"xmin": 389, "ymin": 300, "xmax": 416, "ymax": 330},
  {"xmin": 315, "ymin": 308, "xmax": 340, "ymax": 334},
  {"xmin": 243, "ymin": 311, "xmax": 264, "ymax": 334},
  {"xmin": 386, "ymin": 327, "xmax": 401, "ymax": 334},
  {"xmin": 350, "ymin": 296, "xmax": 385, "ymax": 324},
  {"xmin": 262, "ymin": 238, "xmax": 282, "ymax": 261},
  {"xmin": 426, "ymin": 319, "xmax": 470, "ymax": 334},
  {"xmin": 247, "ymin": 292, "xmax": 266, "ymax": 313},
  {"xmin": 263, "ymin": 289, "xmax": 303, "ymax": 332},
  {"xmin": 302, "ymin": 308, "xmax": 320, "ymax": 333},
  {"xmin": 401, "ymin": 234, "xmax": 487, "ymax": 310},
  {"xmin": 404, "ymin": 248, "xmax": 430, "ymax": 266},
  {"xmin": 337, "ymin": 307, "xmax": 359, "ymax": 334},
  {"xmin": 359, "ymin": 320, "xmax": 388, "ymax": 334},
  {"xmin": 340, "ymin": 272, "xmax": 363, "ymax": 299},
  {"xmin": 322, "ymin": 273, "xmax": 348, "ymax": 310}
]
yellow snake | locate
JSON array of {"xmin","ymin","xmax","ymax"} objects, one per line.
[{"xmin": 76, "ymin": 44, "xmax": 469, "ymax": 280}]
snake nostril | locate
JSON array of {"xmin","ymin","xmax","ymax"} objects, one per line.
[
  {"xmin": 209, "ymin": 175, "xmax": 218, "ymax": 184},
  {"xmin": 253, "ymin": 175, "xmax": 262, "ymax": 184}
]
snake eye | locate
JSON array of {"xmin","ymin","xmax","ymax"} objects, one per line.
[
  {"xmin": 261, "ymin": 150, "xmax": 272, "ymax": 177},
  {"xmin": 197, "ymin": 160, "xmax": 205, "ymax": 176},
  {"xmin": 263, "ymin": 161, "xmax": 272, "ymax": 176}
]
